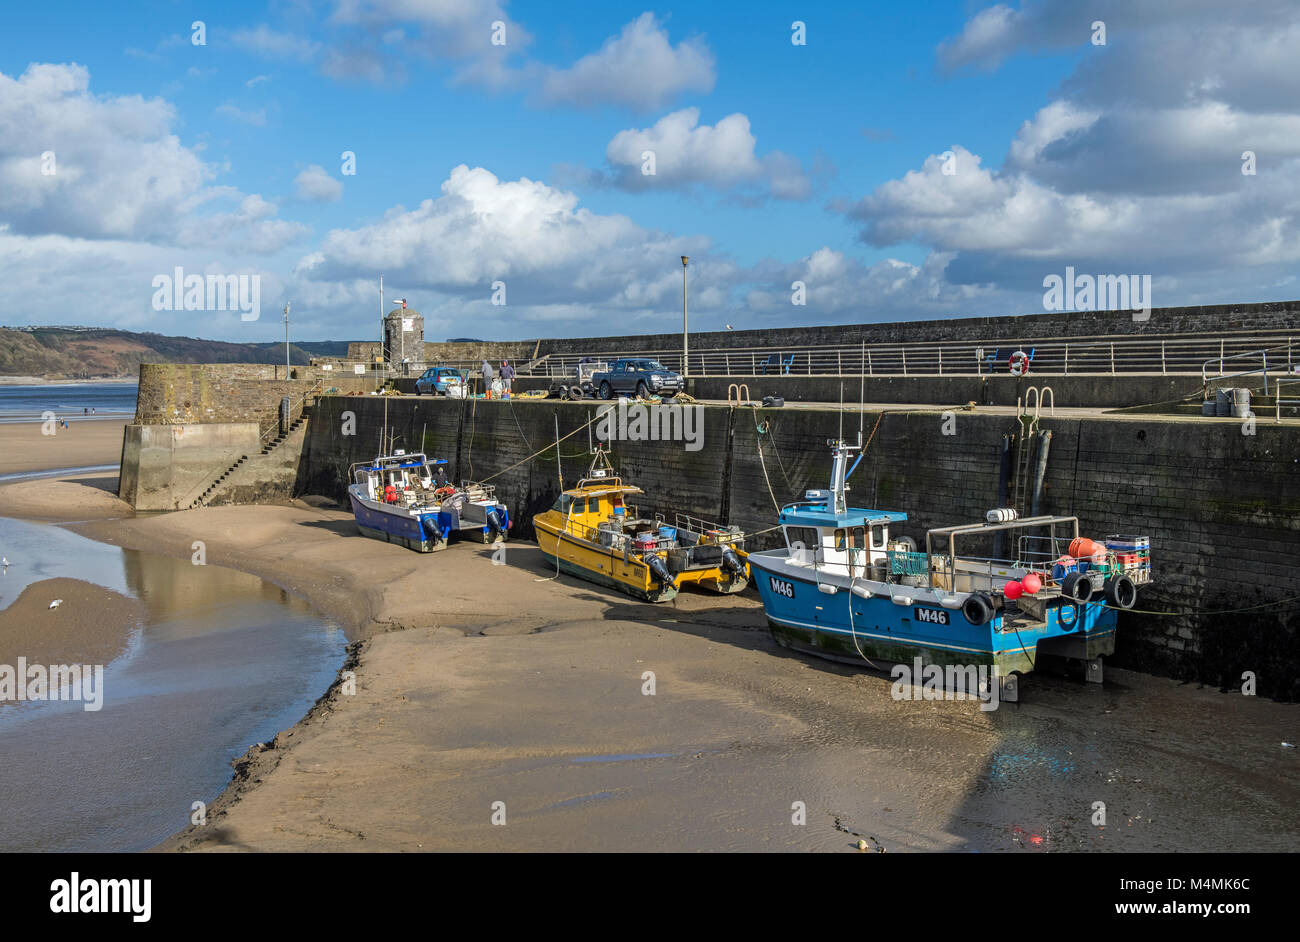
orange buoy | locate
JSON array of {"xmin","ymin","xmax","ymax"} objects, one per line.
[
  {"xmin": 1069, "ymin": 537, "xmax": 1103, "ymax": 559},
  {"xmin": 1022, "ymin": 572, "xmax": 1042, "ymax": 594}
]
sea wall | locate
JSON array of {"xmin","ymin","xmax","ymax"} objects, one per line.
[
  {"xmin": 345, "ymin": 340, "xmax": 537, "ymax": 363},
  {"xmin": 533, "ymin": 299, "xmax": 1300, "ymax": 355},
  {"xmin": 300, "ymin": 395, "xmax": 1299, "ymax": 698},
  {"xmin": 134, "ymin": 363, "xmax": 373, "ymax": 436},
  {"xmin": 507, "ymin": 373, "xmax": 1218, "ymax": 409},
  {"xmin": 119, "ymin": 422, "xmax": 262, "ymax": 511}
]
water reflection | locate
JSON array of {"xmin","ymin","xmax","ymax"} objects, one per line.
[{"xmin": 0, "ymin": 516, "xmax": 346, "ymax": 852}]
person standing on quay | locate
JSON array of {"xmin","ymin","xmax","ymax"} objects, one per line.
[
  {"xmin": 499, "ymin": 359, "xmax": 515, "ymax": 397},
  {"xmin": 481, "ymin": 358, "xmax": 495, "ymax": 396}
]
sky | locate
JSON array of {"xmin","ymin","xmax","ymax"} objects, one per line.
[{"xmin": 0, "ymin": 0, "xmax": 1297, "ymax": 344}]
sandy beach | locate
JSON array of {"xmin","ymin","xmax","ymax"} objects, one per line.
[
  {"xmin": 0, "ymin": 458, "xmax": 1294, "ymax": 852},
  {"xmin": 0, "ymin": 491, "xmax": 1279, "ymax": 853},
  {"xmin": 0, "ymin": 418, "xmax": 129, "ymax": 477},
  {"xmin": 0, "ymin": 577, "xmax": 145, "ymax": 678}
]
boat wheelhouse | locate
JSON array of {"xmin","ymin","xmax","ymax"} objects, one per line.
[
  {"xmin": 347, "ymin": 450, "xmax": 510, "ymax": 553},
  {"xmin": 747, "ymin": 438, "xmax": 1152, "ymax": 700},
  {"xmin": 533, "ymin": 449, "xmax": 747, "ymax": 602}
]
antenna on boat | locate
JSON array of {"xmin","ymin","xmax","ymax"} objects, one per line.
[
  {"xmin": 554, "ymin": 414, "xmax": 563, "ymax": 490},
  {"xmin": 858, "ymin": 341, "xmax": 865, "ymax": 448}
]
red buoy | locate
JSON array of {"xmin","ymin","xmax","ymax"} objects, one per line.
[
  {"xmin": 1021, "ymin": 572, "xmax": 1042, "ymax": 594},
  {"xmin": 1004, "ymin": 580, "xmax": 1024, "ymax": 600}
]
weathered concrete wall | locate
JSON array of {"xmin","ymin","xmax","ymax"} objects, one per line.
[
  {"xmin": 301, "ymin": 395, "xmax": 1299, "ymax": 698},
  {"xmin": 510, "ymin": 373, "xmax": 1217, "ymax": 408},
  {"xmin": 118, "ymin": 422, "xmax": 261, "ymax": 511},
  {"xmin": 133, "ymin": 363, "xmax": 375, "ymax": 433},
  {"xmin": 203, "ymin": 422, "xmax": 310, "ymax": 507},
  {"xmin": 346, "ymin": 341, "xmax": 536, "ymax": 363},
  {"xmin": 534, "ymin": 299, "xmax": 1300, "ymax": 354}
]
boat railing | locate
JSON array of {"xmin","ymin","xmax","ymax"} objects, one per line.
[
  {"xmin": 460, "ymin": 481, "xmax": 499, "ymax": 501},
  {"xmin": 576, "ymin": 475, "xmax": 624, "ymax": 489},
  {"xmin": 668, "ymin": 512, "xmax": 744, "ymax": 544}
]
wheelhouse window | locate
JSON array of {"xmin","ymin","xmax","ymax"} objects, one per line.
[
  {"xmin": 552, "ymin": 494, "xmax": 573, "ymax": 512},
  {"xmin": 870, "ymin": 524, "xmax": 886, "ymax": 548},
  {"xmin": 834, "ymin": 528, "xmax": 847, "ymax": 550},
  {"xmin": 587, "ymin": 497, "xmax": 601, "ymax": 514},
  {"xmin": 786, "ymin": 526, "xmax": 819, "ymax": 553}
]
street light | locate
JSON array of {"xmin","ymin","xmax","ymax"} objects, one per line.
[
  {"xmin": 283, "ymin": 301, "xmax": 290, "ymax": 379},
  {"xmin": 681, "ymin": 255, "xmax": 689, "ymax": 377}
]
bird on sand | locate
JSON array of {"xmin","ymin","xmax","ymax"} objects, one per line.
[{"xmin": 49, "ymin": 599, "xmax": 62, "ymax": 609}]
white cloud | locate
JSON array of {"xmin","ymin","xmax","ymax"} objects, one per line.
[
  {"xmin": 323, "ymin": 0, "xmax": 529, "ymax": 87},
  {"xmin": 540, "ymin": 13, "xmax": 715, "ymax": 111},
  {"xmin": 0, "ymin": 63, "xmax": 209, "ymax": 241},
  {"xmin": 744, "ymin": 248, "xmax": 992, "ymax": 322},
  {"xmin": 604, "ymin": 108, "xmax": 809, "ymax": 200},
  {"xmin": 229, "ymin": 25, "xmax": 322, "ymax": 62},
  {"xmin": 839, "ymin": 2, "xmax": 1300, "ymax": 301},
  {"xmin": 215, "ymin": 103, "xmax": 268, "ymax": 126},
  {"xmin": 294, "ymin": 165, "xmax": 344, "ymax": 202},
  {"xmin": 299, "ymin": 164, "xmax": 705, "ymax": 307}
]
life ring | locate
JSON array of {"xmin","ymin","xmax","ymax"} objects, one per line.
[{"xmin": 1009, "ymin": 351, "xmax": 1030, "ymax": 376}]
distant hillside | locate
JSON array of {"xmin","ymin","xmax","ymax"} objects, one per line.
[{"xmin": 0, "ymin": 327, "xmax": 353, "ymax": 380}]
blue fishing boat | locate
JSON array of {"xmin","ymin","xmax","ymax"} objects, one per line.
[
  {"xmin": 347, "ymin": 450, "xmax": 509, "ymax": 552},
  {"xmin": 747, "ymin": 438, "xmax": 1152, "ymax": 700}
]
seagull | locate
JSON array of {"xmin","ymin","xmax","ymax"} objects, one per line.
[
  {"xmin": 1, "ymin": 557, "xmax": 8, "ymax": 567},
  {"xmin": 725, "ymin": 324, "xmax": 734, "ymax": 330},
  {"xmin": 49, "ymin": 599, "xmax": 62, "ymax": 609}
]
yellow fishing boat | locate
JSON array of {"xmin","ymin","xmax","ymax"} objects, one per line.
[{"xmin": 533, "ymin": 449, "xmax": 749, "ymax": 602}]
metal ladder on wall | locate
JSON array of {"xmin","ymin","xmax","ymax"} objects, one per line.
[{"xmin": 1011, "ymin": 386, "xmax": 1054, "ymax": 513}]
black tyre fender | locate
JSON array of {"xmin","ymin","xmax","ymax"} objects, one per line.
[
  {"xmin": 962, "ymin": 592, "xmax": 994, "ymax": 626},
  {"xmin": 1061, "ymin": 572, "xmax": 1093, "ymax": 603},
  {"xmin": 599, "ymin": 381, "xmax": 613, "ymax": 400},
  {"xmin": 1056, "ymin": 601, "xmax": 1081, "ymax": 631},
  {"xmin": 1104, "ymin": 574, "xmax": 1137, "ymax": 609},
  {"xmin": 569, "ymin": 385, "xmax": 584, "ymax": 400}
]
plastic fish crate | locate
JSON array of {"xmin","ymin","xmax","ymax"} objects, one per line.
[{"xmin": 1105, "ymin": 534, "xmax": 1150, "ymax": 552}]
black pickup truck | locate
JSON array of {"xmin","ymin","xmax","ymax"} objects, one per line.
[{"xmin": 592, "ymin": 358, "xmax": 684, "ymax": 399}]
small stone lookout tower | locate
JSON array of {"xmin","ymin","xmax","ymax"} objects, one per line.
[{"xmin": 383, "ymin": 301, "xmax": 425, "ymax": 371}]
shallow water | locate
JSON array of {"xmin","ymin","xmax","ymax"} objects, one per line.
[
  {"xmin": 0, "ymin": 381, "xmax": 137, "ymax": 422},
  {"xmin": 0, "ymin": 516, "xmax": 346, "ymax": 852}
]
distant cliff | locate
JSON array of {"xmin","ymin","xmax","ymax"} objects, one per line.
[{"xmin": 0, "ymin": 327, "xmax": 351, "ymax": 380}]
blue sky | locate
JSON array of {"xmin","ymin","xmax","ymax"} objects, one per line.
[{"xmin": 1, "ymin": 1, "xmax": 1297, "ymax": 343}]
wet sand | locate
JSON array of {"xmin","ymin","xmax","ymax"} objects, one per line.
[
  {"xmin": 0, "ymin": 418, "xmax": 129, "ymax": 476},
  {"xmin": 2, "ymin": 478, "xmax": 1295, "ymax": 852},
  {"xmin": 0, "ymin": 577, "xmax": 145, "ymax": 676}
]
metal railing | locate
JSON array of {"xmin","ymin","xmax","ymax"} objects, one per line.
[
  {"xmin": 515, "ymin": 333, "xmax": 1296, "ymax": 380},
  {"xmin": 1200, "ymin": 343, "xmax": 1300, "ymax": 394},
  {"xmin": 1276, "ymin": 379, "xmax": 1300, "ymax": 423}
]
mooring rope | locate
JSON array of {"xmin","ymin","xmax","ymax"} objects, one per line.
[{"xmin": 475, "ymin": 411, "xmax": 600, "ymax": 485}]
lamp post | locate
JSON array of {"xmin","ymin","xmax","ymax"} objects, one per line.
[
  {"xmin": 283, "ymin": 302, "xmax": 290, "ymax": 379},
  {"xmin": 681, "ymin": 255, "xmax": 689, "ymax": 377}
]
